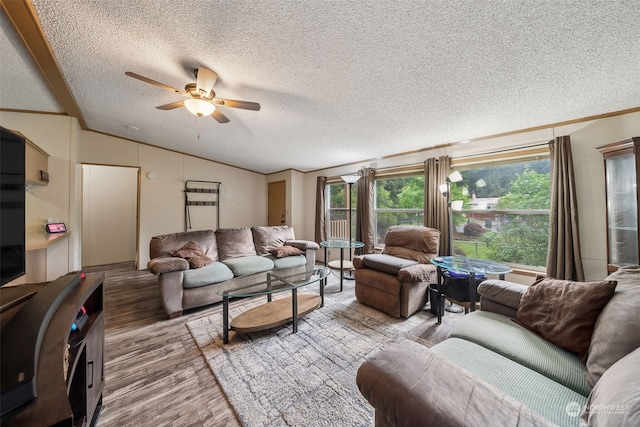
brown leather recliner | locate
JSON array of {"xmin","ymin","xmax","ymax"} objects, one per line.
[{"xmin": 353, "ymin": 225, "xmax": 440, "ymax": 318}]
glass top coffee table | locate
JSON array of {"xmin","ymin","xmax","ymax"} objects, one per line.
[
  {"xmin": 430, "ymin": 256, "xmax": 512, "ymax": 323},
  {"xmin": 216, "ymin": 265, "xmax": 329, "ymax": 343}
]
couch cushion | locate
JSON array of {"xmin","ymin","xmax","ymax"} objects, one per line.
[
  {"xmin": 221, "ymin": 255, "xmax": 275, "ymax": 277},
  {"xmin": 515, "ymin": 277, "xmax": 617, "ymax": 362},
  {"xmin": 582, "ymin": 347, "xmax": 640, "ymax": 426},
  {"xmin": 182, "ymin": 262, "xmax": 234, "ymax": 289},
  {"xmin": 586, "ymin": 266, "xmax": 640, "ymax": 388},
  {"xmin": 361, "ymin": 254, "xmax": 418, "ymax": 275},
  {"xmin": 432, "ymin": 338, "xmax": 588, "ymax": 427},
  {"xmin": 267, "ymin": 254, "xmax": 307, "ymax": 269},
  {"xmin": 170, "ymin": 241, "xmax": 214, "ymax": 268},
  {"xmin": 150, "ymin": 229, "xmax": 218, "ymax": 261},
  {"xmin": 251, "ymin": 226, "xmax": 296, "ymax": 255},
  {"xmin": 215, "ymin": 228, "xmax": 257, "ymax": 260},
  {"xmin": 449, "ymin": 311, "xmax": 590, "ymax": 396}
]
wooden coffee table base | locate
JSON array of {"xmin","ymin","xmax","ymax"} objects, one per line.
[{"xmin": 230, "ymin": 294, "xmax": 321, "ymax": 335}]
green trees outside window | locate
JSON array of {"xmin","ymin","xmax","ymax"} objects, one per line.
[{"xmin": 368, "ymin": 158, "xmax": 551, "ymax": 268}]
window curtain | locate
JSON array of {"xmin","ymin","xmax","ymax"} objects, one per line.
[
  {"xmin": 424, "ymin": 156, "xmax": 451, "ymax": 255},
  {"xmin": 314, "ymin": 176, "xmax": 327, "ymax": 243},
  {"xmin": 547, "ymin": 136, "xmax": 585, "ymax": 281},
  {"xmin": 356, "ymin": 168, "xmax": 376, "ymax": 254}
]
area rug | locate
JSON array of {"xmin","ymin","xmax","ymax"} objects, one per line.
[{"xmin": 186, "ymin": 294, "xmax": 435, "ymax": 427}]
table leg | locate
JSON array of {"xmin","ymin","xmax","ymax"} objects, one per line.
[
  {"xmin": 223, "ymin": 295, "xmax": 230, "ymax": 344},
  {"xmin": 436, "ymin": 267, "xmax": 443, "ymax": 324},
  {"xmin": 320, "ymin": 274, "xmax": 325, "ymax": 308},
  {"xmin": 267, "ymin": 273, "xmax": 272, "ymax": 303},
  {"xmin": 292, "ymin": 288, "xmax": 298, "ymax": 333},
  {"xmin": 341, "ymin": 248, "xmax": 346, "ymax": 291},
  {"xmin": 469, "ymin": 272, "xmax": 476, "ymax": 312}
]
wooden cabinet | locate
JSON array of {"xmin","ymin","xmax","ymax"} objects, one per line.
[
  {"xmin": 25, "ymin": 137, "xmax": 49, "ymax": 185},
  {"xmin": 597, "ymin": 137, "xmax": 640, "ymax": 272}
]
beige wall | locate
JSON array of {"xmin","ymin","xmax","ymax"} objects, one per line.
[
  {"xmin": 3, "ymin": 110, "xmax": 640, "ymax": 283},
  {"xmin": 1, "ymin": 111, "xmax": 82, "ymax": 282},
  {"xmin": 299, "ymin": 111, "xmax": 640, "ymax": 283},
  {"xmin": 81, "ymin": 132, "xmax": 267, "ymax": 268}
]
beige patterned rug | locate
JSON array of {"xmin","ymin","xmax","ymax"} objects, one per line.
[{"xmin": 187, "ymin": 293, "xmax": 435, "ymax": 427}]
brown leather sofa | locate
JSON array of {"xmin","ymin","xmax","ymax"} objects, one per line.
[
  {"xmin": 353, "ymin": 225, "xmax": 440, "ymax": 318},
  {"xmin": 147, "ymin": 226, "xmax": 319, "ymax": 318}
]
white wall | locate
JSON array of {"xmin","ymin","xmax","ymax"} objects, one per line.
[{"xmin": 296, "ymin": 111, "xmax": 640, "ymax": 283}]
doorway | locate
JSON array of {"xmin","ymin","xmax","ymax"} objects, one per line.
[
  {"xmin": 268, "ymin": 181, "xmax": 286, "ymax": 226},
  {"xmin": 82, "ymin": 164, "xmax": 139, "ymax": 267}
]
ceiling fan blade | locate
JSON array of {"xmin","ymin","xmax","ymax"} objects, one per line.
[
  {"xmin": 195, "ymin": 66, "xmax": 217, "ymax": 98},
  {"xmin": 125, "ymin": 71, "xmax": 185, "ymax": 95},
  {"xmin": 156, "ymin": 100, "xmax": 185, "ymax": 110},
  {"xmin": 212, "ymin": 109, "xmax": 230, "ymax": 123},
  {"xmin": 213, "ymin": 98, "xmax": 261, "ymax": 111}
]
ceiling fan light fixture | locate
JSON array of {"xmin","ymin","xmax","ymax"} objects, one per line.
[{"xmin": 184, "ymin": 98, "xmax": 215, "ymax": 117}]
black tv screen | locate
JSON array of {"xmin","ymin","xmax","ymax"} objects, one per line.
[{"xmin": 1, "ymin": 127, "xmax": 26, "ymax": 286}]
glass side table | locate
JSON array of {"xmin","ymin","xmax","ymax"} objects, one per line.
[
  {"xmin": 320, "ymin": 240, "xmax": 364, "ymax": 292},
  {"xmin": 430, "ymin": 256, "xmax": 512, "ymax": 323}
]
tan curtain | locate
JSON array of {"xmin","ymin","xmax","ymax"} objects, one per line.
[
  {"xmin": 314, "ymin": 176, "xmax": 327, "ymax": 243},
  {"xmin": 356, "ymin": 168, "xmax": 376, "ymax": 254},
  {"xmin": 424, "ymin": 156, "xmax": 451, "ymax": 255},
  {"xmin": 547, "ymin": 136, "xmax": 585, "ymax": 280}
]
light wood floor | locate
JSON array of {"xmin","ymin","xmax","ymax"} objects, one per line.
[{"xmin": 89, "ymin": 262, "xmax": 462, "ymax": 427}]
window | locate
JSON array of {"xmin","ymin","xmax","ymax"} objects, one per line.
[
  {"xmin": 451, "ymin": 158, "xmax": 551, "ymax": 269},
  {"xmin": 326, "ymin": 181, "xmax": 358, "ymax": 239},
  {"xmin": 374, "ymin": 174, "xmax": 424, "ymax": 245}
]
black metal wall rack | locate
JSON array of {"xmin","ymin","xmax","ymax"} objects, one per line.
[{"xmin": 185, "ymin": 180, "xmax": 221, "ymax": 230}]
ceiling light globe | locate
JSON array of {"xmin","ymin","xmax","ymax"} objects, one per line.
[{"xmin": 184, "ymin": 98, "xmax": 215, "ymax": 117}]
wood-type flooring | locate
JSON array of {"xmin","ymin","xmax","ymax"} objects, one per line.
[{"xmin": 89, "ymin": 262, "xmax": 461, "ymax": 426}]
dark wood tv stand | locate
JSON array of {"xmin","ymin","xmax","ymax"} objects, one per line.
[{"xmin": 1, "ymin": 273, "xmax": 105, "ymax": 427}]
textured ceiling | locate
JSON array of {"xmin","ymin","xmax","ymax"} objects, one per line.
[{"xmin": 2, "ymin": 1, "xmax": 640, "ymax": 174}]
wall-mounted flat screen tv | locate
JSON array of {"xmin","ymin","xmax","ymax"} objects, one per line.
[{"xmin": 1, "ymin": 127, "xmax": 26, "ymax": 286}]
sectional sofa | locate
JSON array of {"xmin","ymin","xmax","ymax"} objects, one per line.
[{"xmin": 147, "ymin": 226, "xmax": 319, "ymax": 318}]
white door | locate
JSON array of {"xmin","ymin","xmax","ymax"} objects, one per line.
[{"xmin": 82, "ymin": 165, "xmax": 138, "ymax": 267}]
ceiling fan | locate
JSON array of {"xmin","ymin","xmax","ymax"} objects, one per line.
[{"xmin": 125, "ymin": 66, "xmax": 260, "ymax": 123}]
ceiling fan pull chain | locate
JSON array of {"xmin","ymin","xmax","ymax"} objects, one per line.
[{"xmin": 197, "ymin": 116, "xmax": 201, "ymax": 141}]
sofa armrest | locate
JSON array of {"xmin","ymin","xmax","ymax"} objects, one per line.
[
  {"xmin": 352, "ymin": 255, "xmax": 364, "ymax": 269},
  {"xmin": 285, "ymin": 239, "xmax": 320, "ymax": 251},
  {"xmin": 286, "ymin": 240, "xmax": 319, "ymax": 269},
  {"xmin": 147, "ymin": 256, "xmax": 189, "ymax": 275},
  {"xmin": 478, "ymin": 279, "xmax": 527, "ymax": 317},
  {"xmin": 397, "ymin": 263, "xmax": 437, "ymax": 283},
  {"xmin": 357, "ymin": 339, "xmax": 554, "ymax": 427}
]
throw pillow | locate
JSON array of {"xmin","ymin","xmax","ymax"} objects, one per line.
[
  {"xmin": 586, "ymin": 266, "xmax": 640, "ymax": 388},
  {"xmin": 170, "ymin": 241, "xmax": 213, "ymax": 269},
  {"xmin": 270, "ymin": 245, "xmax": 304, "ymax": 258},
  {"xmin": 581, "ymin": 347, "xmax": 640, "ymax": 425},
  {"xmin": 514, "ymin": 277, "xmax": 617, "ymax": 362}
]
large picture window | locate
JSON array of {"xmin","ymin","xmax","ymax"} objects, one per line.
[
  {"xmin": 451, "ymin": 158, "xmax": 551, "ymax": 269},
  {"xmin": 374, "ymin": 175, "xmax": 424, "ymax": 245}
]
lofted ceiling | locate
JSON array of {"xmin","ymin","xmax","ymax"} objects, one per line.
[{"xmin": 1, "ymin": 0, "xmax": 639, "ymax": 174}]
